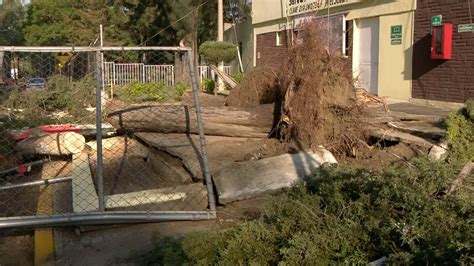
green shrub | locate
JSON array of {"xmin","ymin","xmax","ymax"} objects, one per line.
[
  {"xmin": 134, "ymin": 159, "xmax": 473, "ymax": 265},
  {"xmin": 174, "ymin": 82, "xmax": 189, "ymax": 100},
  {"xmin": 199, "ymin": 41, "xmax": 237, "ymax": 66},
  {"xmin": 224, "ymin": 72, "xmax": 245, "ymax": 91},
  {"xmin": 465, "ymin": 100, "xmax": 474, "ymax": 121},
  {"xmin": 230, "ymin": 72, "xmax": 244, "ymax": 83},
  {"xmin": 117, "ymin": 81, "xmax": 188, "ymax": 102},
  {"xmin": 123, "ymin": 237, "xmax": 187, "ymax": 266},
  {"xmin": 445, "ymin": 109, "xmax": 474, "ymax": 166},
  {"xmin": 130, "ymin": 156, "xmax": 472, "ymax": 265},
  {"xmin": 202, "ymin": 79, "xmax": 215, "ymax": 94},
  {"xmin": 117, "ymin": 81, "xmax": 167, "ymax": 102}
]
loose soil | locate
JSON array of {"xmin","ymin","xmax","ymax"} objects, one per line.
[
  {"xmin": 339, "ymin": 143, "xmax": 419, "ymax": 170},
  {"xmin": 88, "ymin": 137, "xmax": 191, "ymax": 196},
  {"xmin": 0, "ymin": 233, "xmax": 34, "ymax": 266},
  {"xmin": 182, "ymin": 91, "xmax": 226, "ymax": 107},
  {"xmin": 226, "ymin": 66, "xmax": 281, "ymax": 107}
]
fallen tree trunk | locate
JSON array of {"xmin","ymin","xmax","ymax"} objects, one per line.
[
  {"xmin": 108, "ymin": 104, "xmax": 274, "ymax": 138},
  {"xmin": 17, "ymin": 132, "xmax": 86, "ymax": 156}
]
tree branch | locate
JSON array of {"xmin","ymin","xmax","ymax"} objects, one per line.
[{"xmin": 446, "ymin": 162, "xmax": 474, "ymax": 196}]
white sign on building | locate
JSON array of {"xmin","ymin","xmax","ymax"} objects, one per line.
[{"xmin": 288, "ymin": 0, "xmax": 362, "ymax": 16}]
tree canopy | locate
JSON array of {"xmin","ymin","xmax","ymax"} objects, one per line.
[
  {"xmin": 23, "ymin": 0, "xmax": 133, "ymax": 46},
  {"xmin": 20, "ymin": 0, "xmax": 219, "ymax": 48},
  {"xmin": 0, "ymin": 0, "xmax": 25, "ymax": 45}
]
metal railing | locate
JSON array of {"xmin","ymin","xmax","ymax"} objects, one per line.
[
  {"xmin": 198, "ymin": 65, "xmax": 231, "ymax": 81},
  {"xmin": 101, "ymin": 63, "xmax": 231, "ymax": 89},
  {"xmin": 104, "ymin": 62, "xmax": 175, "ymax": 87}
]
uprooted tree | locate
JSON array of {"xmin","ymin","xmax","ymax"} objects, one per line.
[{"xmin": 226, "ymin": 23, "xmax": 364, "ymax": 156}]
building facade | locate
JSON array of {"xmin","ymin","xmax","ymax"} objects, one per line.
[
  {"xmin": 412, "ymin": 0, "xmax": 474, "ymax": 104},
  {"xmin": 225, "ymin": 0, "xmax": 473, "ymax": 104}
]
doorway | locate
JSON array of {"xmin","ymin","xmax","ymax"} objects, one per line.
[{"xmin": 357, "ymin": 17, "xmax": 379, "ymax": 95}]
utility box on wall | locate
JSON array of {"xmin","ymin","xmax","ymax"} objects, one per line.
[{"xmin": 431, "ymin": 23, "xmax": 453, "ymax": 60}]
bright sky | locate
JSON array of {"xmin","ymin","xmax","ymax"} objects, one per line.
[{"xmin": 0, "ymin": 0, "xmax": 31, "ymax": 5}]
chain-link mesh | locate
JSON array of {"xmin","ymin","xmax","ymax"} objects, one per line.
[{"xmin": 0, "ymin": 47, "xmax": 214, "ymax": 228}]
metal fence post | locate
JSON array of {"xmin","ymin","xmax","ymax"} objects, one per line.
[
  {"xmin": 187, "ymin": 50, "xmax": 216, "ymax": 215},
  {"xmin": 95, "ymin": 50, "xmax": 106, "ymax": 212}
]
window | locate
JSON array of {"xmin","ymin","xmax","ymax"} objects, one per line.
[
  {"xmin": 315, "ymin": 15, "xmax": 345, "ymax": 54},
  {"xmin": 276, "ymin": 32, "xmax": 283, "ymax": 46},
  {"xmin": 292, "ymin": 14, "xmax": 348, "ymax": 55}
]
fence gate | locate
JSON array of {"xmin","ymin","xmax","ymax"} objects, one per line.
[{"xmin": 0, "ymin": 46, "xmax": 215, "ymax": 228}]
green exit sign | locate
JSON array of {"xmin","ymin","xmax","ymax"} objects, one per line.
[
  {"xmin": 432, "ymin": 15, "xmax": 442, "ymax": 27},
  {"xmin": 391, "ymin": 25, "xmax": 402, "ymax": 38},
  {"xmin": 390, "ymin": 25, "xmax": 402, "ymax": 45}
]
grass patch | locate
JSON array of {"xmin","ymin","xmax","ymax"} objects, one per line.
[{"xmin": 116, "ymin": 81, "xmax": 188, "ymax": 103}]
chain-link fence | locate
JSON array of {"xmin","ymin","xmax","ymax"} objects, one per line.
[{"xmin": 0, "ymin": 46, "xmax": 215, "ymax": 228}]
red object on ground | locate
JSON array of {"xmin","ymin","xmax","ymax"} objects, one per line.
[
  {"xmin": 38, "ymin": 124, "xmax": 81, "ymax": 133},
  {"xmin": 11, "ymin": 124, "xmax": 81, "ymax": 141}
]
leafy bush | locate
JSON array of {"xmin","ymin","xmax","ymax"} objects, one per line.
[
  {"xmin": 224, "ymin": 72, "xmax": 245, "ymax": 91},
  {"xmin": 133, "ymin": 157, "xmax": 472, "ymax": 265},
  {"xmin": 230, "ymin": 72, "xmax": 244, "ymax": 83},
  {"xmin": 117, "ymin": 81, "xmax": 187, "ymax": 102},
  {"xmin": 465, "ymin": 99, "xmax": 474, "ymax": 121},
  {"xmin": 174, "ymin": 82, "xmax": 189, "ymax": 100},
  {"xmin": 199, "ymin": 41, "xmax": 237, "ymax": 65},
  {"xmin": 202, "ymin": 79, "xmax": 215, "ymax": 94},
  {"xmin": 445, "ymin": 106, "xmax": 474, "ymax": 166},
  {"xmin": 123, "ymin": 237, "xmax": 187, "ymax": 266}
]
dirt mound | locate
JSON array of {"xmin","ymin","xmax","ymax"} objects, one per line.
[
  {"xmin": 226, "ymin": 24, "xmax": 365, "ymax": 156},
  {"xmin": 226, "ymin": 66, "xmax": 282, "ymax": 107}
]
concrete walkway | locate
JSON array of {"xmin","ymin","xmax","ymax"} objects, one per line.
[{"xmin": 384, "ymin": 101, "xmax": 452, "ymax": 118}]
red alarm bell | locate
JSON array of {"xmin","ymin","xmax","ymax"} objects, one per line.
[{"xmin": 431, "ymin": 23, "xmax": 453, "ymax": 60}]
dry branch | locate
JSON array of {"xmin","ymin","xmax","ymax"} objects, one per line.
[{"xmin": 447, "ymin": 162, "xmax": 474, "ymax": 196}]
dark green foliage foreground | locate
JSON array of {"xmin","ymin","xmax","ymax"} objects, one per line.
[{"xmin": 129, "ymin": 106, "xmax": 473, "ymax": 265}]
